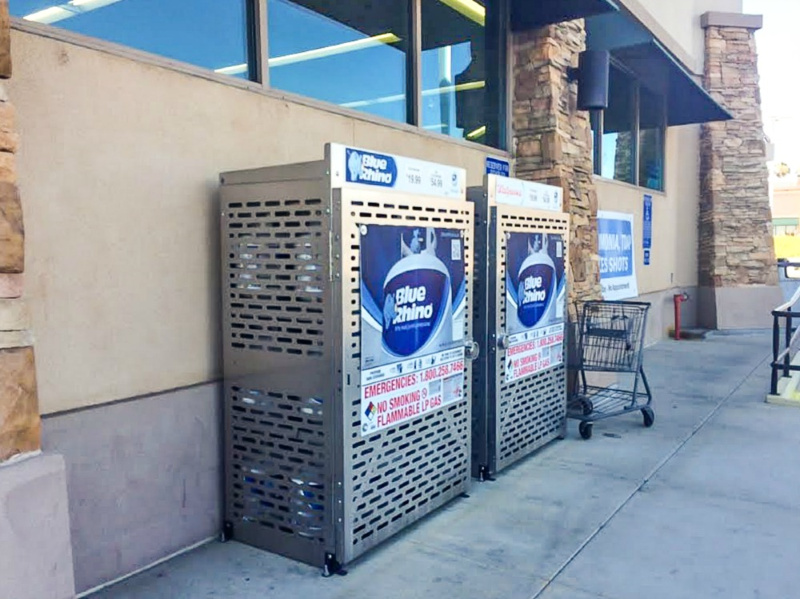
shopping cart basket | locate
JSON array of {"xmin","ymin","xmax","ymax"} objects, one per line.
[{"xmin": 567, "ymin": 301, "xmax": 653, "ymax": 439}]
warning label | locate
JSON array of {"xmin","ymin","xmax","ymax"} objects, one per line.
[
  {"xmin": 504, "ymin": 323, "xmax": 565, "ymax": 383},
  {"xmin": 361, "ymin": 348, "xmax": 465, "ymax": 436}
]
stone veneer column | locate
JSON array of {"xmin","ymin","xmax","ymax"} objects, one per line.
[
  {"xmin": 512, "ymin": 19, "xmax": 602, "ymax": 308},
  {"xmin": 0, "ymin": 4, "xmax": 75, "ymax": 598},
  {"xmin": 699, "ymin": 12, "xmax": 782, "ymax": 329},
  {"xmin": 0, "ymin": 0, "xmax": 40, "ymax": 461}
]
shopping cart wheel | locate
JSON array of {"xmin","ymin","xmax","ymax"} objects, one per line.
[
  {"xmin": 642, "ymin": 407, "xmax": 655, "ymax": 428},
  {"xmin": 579, "ymin": 421, "xmax": 593, "ymax": 440},
  {"xmin": 581, "ymin": 398, "xmax": 594, "ymax": 416}
]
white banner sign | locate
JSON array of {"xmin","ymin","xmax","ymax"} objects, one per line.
[
  {"xmin": 489, "ymin": 175, "xmax": 563, "ymax": 212},
  {"xmin": 597, "ymin": 210, "xmax": 639, "ymax": 300},
  {"xmin": 329, "ymin": 143, "xmax": 466, "ymax": 200}
]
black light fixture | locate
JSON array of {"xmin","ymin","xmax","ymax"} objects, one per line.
[{"xmin": 568, "ymin": 50, "xmax": 610, "ymax": 111}]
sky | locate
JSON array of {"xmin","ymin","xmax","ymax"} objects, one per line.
[{"xmin": 744, "ymin": 0, "xmax": 800, "ymax": 170}]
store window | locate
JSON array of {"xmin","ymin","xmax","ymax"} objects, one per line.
[
  {"xmin": 13, "ymin": 0, "xmax": 256, "ymax": 80},
  {"xmin": 774, "ymin": 219, "xmax": 799, "ymax": 237},
  {"xmin": 267, "ymin": 0, "xmax": 409, "ymax": 124},
  {"xmin": 598, "ymin": 67, "xmax": 635, "ymax": 185},
  {"xmin": 592, "ymin": 64, "xmax": 667, "ymax": 192},
  {"xmin": 13, "ymin": 0, "xmax": 507, "ymax": 148},
  {"xmin": 421, "ymin": 0, "xmax": 503, "ymax": 145},
  {"xmin": 639, "ymin": 86, "xmax": 665, "ymax": 191}
]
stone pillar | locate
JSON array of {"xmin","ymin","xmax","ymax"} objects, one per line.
[
  {"xmin": 0, "ymin": 4, "xmax": 76, "ymax": 597},
  {"xmin": 512, "ymin": 19, "xmax": 602, "ymax": 310},
  {"xmin": 699, "ymin": 12, "xmax": 782, "ymax": 329},
  {"xmin": 0, "ymin": 0, "xmax": 39, "ymax": 462}
]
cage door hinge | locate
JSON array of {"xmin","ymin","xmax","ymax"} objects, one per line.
[{"xmin": 328, "ymin": 230, "xmax": 335, "ymax": 282}]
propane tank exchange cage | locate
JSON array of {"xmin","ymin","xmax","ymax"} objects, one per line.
[
  {"xmin": 220, "ymin": 145, "xmax": 477, "ymax": 574},
  {"xmin": 469, "ymin": 176, "xmax": 571, "ymax": 480}
]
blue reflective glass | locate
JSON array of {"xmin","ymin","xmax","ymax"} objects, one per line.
[
  {"xmin": 11, "ymin": 0, "xmax": 254, "ymax": 80},
  {"xmin": 421, "ymin": 0, "xmax": 486, "ymax": 143},
  {"xmin": 268, "ymin": 0, "xmax": 408, "ymax": 124},
  {"xmin": 600, "ymin": 67, "xmax": 635, "ymax": 184},
  {"xmin": 639, "ymin": 86, "xmax": 665, "ymax": 192}
]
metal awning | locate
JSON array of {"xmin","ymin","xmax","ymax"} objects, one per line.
[
  {"xmin": 511, "ymin": 0, "xmax": 619, "ymax": 31},
  {"xmin": 586, "ymin": 12, "xmax": 732, "ymax": 126}
]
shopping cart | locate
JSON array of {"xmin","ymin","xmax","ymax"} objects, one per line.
[{"xmin": 567, "ymin": 301, "xmax": 653, "ymax": 439}]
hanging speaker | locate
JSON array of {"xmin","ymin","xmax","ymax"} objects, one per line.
[{"xmin": 576, "ymin": 50, "xmax": 610, "ymax": 111}]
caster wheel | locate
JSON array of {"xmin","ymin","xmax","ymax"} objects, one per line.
[
  {"xmin": 220, "ymin": 521, "xmax": 233, "ymax": 543},
  {"xmin": 642, "ymin": 407, "xmax": 655, "ymax": 428},
  {"xmin": 579, "ymin": 422, "xmax": 593, "ymax": 440},
  {"xmin": 581, "ymin": 399, "xmax": 594, "ymax": 416}
]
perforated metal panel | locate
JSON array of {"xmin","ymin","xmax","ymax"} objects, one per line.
[
  {"xmin": 336, "ymin": 188, "xmax": 473, "ymax": 563},
  {"xmin": 225, "ymin": 380, "xmax": 329, "ymax": 556},
  {"xmin": 221, "ymin": 171, "xmax": 337, "ymax": 567},
  {"xmin": 224, "ymin": 196, "xmax": 328, "ymax": 358},
  {"xmin": 470, "ymin": 190, "xmax": 570, "ymax": 477},
  {"xmin": 494, "ymin": 207, "xmax": 569, "ymax": 471},
  {"xmin": 221, "ymin": 164, "xmax": 473, "ymax": 570}
]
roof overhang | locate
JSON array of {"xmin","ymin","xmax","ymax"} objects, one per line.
[
  {"xmin": 511, "ymin": 0, "xmax": 619, "ymax": 31},
  {"xmin": 586, "ymin": 11, "xmax": 733, "ymax": 126}
]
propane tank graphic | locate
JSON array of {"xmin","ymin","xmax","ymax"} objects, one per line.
[
  {"xmin": 382, "ymin": 228, "xmax": 453, "ymax": 356},
  {"xmin": 516, "ymin": 233, "xmax": 557, "ymax": 328}
]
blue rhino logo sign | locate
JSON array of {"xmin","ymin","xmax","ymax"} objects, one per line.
[
  {"xmin": 517, "ymin": 264, "xmax": 555, "ymax": 328},
  {"xmin": 345, "ymin": 148, "xmax": 398, "ymax": 187},
  {"xmin": 381, "ymin": 228, "xmax": 451, "ymax": 356},
  {"xmin": 347, "ymin": 150, "xmax": 362, "ymax": 182}
]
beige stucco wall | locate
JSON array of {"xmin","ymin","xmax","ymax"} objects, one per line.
[
  {"xmin": 9, "ymin": 0, "xmax": 746, "ymax": 413},
  {"xmin": 624, "ymin": 0, "xmax": 744, "ymax": 71},
  {"xmin": 8, "ymin": 30, "xmax": 495, "ymax": 414},
  {"xmin": 594, "ymin": 0, "xmax": 743, "ymax": 303},
  {"xmin": 772, "ymin": 186, "xmax": 800, "ymax": 219},
  {"xmin": 593, "ymin": 1, "xmax": 745, "ymax": 302},
  {"xmin": 595, "ymin": 124, "xmax": 701, "ymax": 294}
]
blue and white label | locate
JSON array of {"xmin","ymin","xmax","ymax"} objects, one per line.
[
  {"xmin": 346, "ymin": 148, "xmax": 398, "ymax": 187},
  {"xmin": 517, "ymin": 263, "xmax": 555, "ymax": 328},
  {"xmin": 643, "ymin": 194, "xmax": 653, "ymax": 250},
  {"xmin": 598, "ymin": 211, "xmax": 638, "ymax": 300},
  {"xmin": 486, "ymin": 156, "xmax": 510, "ymax": 177},
  {"xmin": 359, "ymin": 225, "xmax": 467, "ymax": 436},
  {"xmin": 330, "ymin": 143, "xmax": 465, "ymax": 200},
  {"xmin": 504, "ymin": 232, "xmax": 566, "ymax": 381},
  {"xmin": 382, "ymin": 268, "xmax": 448, "ymax": 357}
]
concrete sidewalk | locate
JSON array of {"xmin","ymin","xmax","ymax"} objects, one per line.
[{"xmin": 93, "ymin": 331, "xmax": 799, "ymax": 599}]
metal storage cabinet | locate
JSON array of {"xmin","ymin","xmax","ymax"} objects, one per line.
[
  {"xmin": 470, "ymin": 175, "xmax": 570, "ymax": 480},
  {"xmin": 220, "ymin": 144, "xmax": 475, "ymax": 573}
]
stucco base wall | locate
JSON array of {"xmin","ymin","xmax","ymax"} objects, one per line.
[
  {"xmin": 698, "ymin": 285, "xmax": 783, "ymax": 330},
  {"xmin": 0, "ymin": 453, "xmax": 75, "ymax": 599},
  {"xmin": 42, "ymin": 382, "xmax": 221, "ymax": 594}
]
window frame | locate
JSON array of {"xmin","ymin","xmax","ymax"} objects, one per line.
[{"xmin": 591, "ymin": 59, "xmax": 667, "ymax": 192}]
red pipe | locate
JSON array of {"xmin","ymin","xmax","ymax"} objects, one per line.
[{"xmin": 673, "ymin": 292, "xmax": 690, "ymax": 340}]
